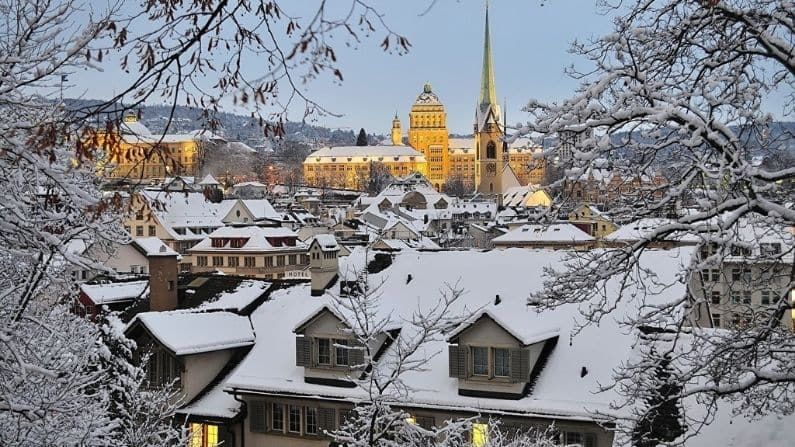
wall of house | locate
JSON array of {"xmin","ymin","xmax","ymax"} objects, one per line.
[
  {"xmin": 222, "ymin": 201, "xmax": 254, "ymax": 225},
  {"xmin": 689, "ymin": 261, "xmax": 793, "ymax": 330},
  {"xmin": 456, "ymin": 317, "xmax": 526, "ymax": 395},
  {"xmin": 181, "ymin": 349, "xmax": 234, "ymax": 403},
  {"xmin": 103, "ymin": 243, "xmax": 150, "ymax": 274},
  {"xmin": 240, "ymin": 394, "xmax": 613, "ymax": 447}
]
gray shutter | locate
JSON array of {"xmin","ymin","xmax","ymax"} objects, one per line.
[
  {"xmin": 416, "ymin": 415, "xmax": 435, "ymax": 430},
  {"xmin": 510, "ymin": 348, "xmax": 530, "ymax": 382},
  {"xmin": 348, "ymin": 344, "xmax": 365, "ymax": 368},
  {"xmin": 317, "ymin": 407, "xmax": 336, "ymax": 432},
  {"xmin": 448, "ymin": 345, "xmax": 468, "ymax": 378},
  {"xmin": 249, "ymin": 400, "xmax": 267, "ymax": 433},
  {"xmin": 295, "ymin": 337, "xmax": 312, "ymax": 367}
]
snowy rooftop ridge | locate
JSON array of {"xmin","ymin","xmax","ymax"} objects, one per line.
[{"xmin": 130, "ymin": 311, "xmax": 255, "ymax": 356}]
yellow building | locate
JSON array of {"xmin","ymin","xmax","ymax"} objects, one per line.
[
  {"xmin": 302, "ymin": 146, "xmax": 427, "ymax": 190},
  {"xmin": 302, "ymin": 6, "xmax": 545, "ymax": 193},
  {"xmin": 407, "ymin": 83, "xmax": 450, "ymax": 190},
  {"xmin": 97, "ymin": 114, "xmax": 201, "ymax": 180}
]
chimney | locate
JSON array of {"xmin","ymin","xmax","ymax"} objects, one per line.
[
  {"xmin": 309, "ymin": 236, "xmax": 340, "ymax": 296},
  {"xmin": 148, "ymin": 244, "xmax": 179, "ymax": 311}
]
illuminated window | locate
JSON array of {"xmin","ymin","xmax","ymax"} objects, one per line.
[
  {"xmin": 472, "ymin": 423, "xmax": 488, "ymax": 447},
  {"xmin": 190, "ymin": 423, "xmax": 219, "ymax": 447}
]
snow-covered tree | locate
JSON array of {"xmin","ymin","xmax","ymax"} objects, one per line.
[{"xmin": 517, "ymin": 0, "xmax": 795, "ymax": 442}]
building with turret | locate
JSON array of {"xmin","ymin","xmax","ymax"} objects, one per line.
[{"xmin": 303, "ymin": 5, "xmax": 545, "ymax": 193}]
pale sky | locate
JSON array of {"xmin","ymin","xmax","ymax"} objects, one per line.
[{"xmin": 63, "ymin": 1, "xmax": 790, "ymax": 135}]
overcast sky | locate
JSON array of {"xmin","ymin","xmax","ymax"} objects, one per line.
[{"xmin": 62, "ymin": 1, "xmax": 789, "ymax": 135}]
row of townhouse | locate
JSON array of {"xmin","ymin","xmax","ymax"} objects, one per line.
[{"xmin": 117, "ymin": 246, "xmax": 792, "ymax": 447}]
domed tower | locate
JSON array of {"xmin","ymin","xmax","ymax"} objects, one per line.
[
  {"xmin": 408, "ymin": 83, "xmax": 449, "ymax": 190},
  {"xmin": 391, "ymin": 112, "xmax": 402, "ymax": 146}
]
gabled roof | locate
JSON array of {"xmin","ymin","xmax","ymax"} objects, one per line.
[
  {"xmin": 308, "ymin": 234, "xmax": 340, "ymax": 252},
  {"xmin": 446, "ymin": 310, "xmax": 560, "ymax": 346},
  {"xmin": 80, "ymin": 280, "xmax": 149, "ymax": 305},
  {"xmin": 128, "ymin": 311, "xmax": 255, "ymax": 356},
  {"xmin": 492, "ymin": 223, "xmax": 595, "ymax": 244},
  {"xmin": 132, "ymin": 237, "xmax": 179, "ymax": 257},
  {"xmin": 225, "ymin": 247, "xmax": 693, "ymax": 421}
]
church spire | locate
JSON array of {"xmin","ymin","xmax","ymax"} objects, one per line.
[{"xmin": 479, "ymin": 3, "xmax": 497, "ymax": 108}]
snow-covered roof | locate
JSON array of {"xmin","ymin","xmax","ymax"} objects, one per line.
[
  {"xmin": 130, "ymin": 311, "xmax": 255, "ymax": 356},
  {"xmin": 305, "ymin": 145, "xmax": 425, "ymax": 163},
  {"xmin": 132, "ymin": 237, "xmax": 178, "ymax": 257},
  {"xmin": 139, "ymin": 190, "xmax": 225, "ymax": 238},
  {"xmin": 80, "ymin": 280, "xmax": 149, "ymax": 305},
  {"xmin": 604, "ymin": 218, "xmax": 682, "ymax": 242},
  {"xmin": 179, "ymin": 375, "xmax": 242, "ymax": 419},
  {"xmin": 446, "ymin": 309, "xmax": 560, "ymax": 347},
  {"xmin": 199, "ymin": 280, "xmax": 271, "ymax": 312},
  {"xmin": 240, "ymin": 199, "xmax": 280, "ymax": 221},
  {"xmin": 224, "ymin": 247, "xmax": 693, "ymax": 421},
  {"xmin": 309, "ymin": 234, "xmax": 340, "ymax": 252},
  {"xmin": 492, "ymin": 223, "xmax": 595, "ymax": 244},
  {"xmin": 199, "ymin": 174, "xmax": 220, "ymax": 186},
  {"xmin": 189, "ymin": 226, "xmax": 305, "ymax": 252},
  {"xmin": 234, "ymin": 181, "xmax": 267, "ymax": 188}
]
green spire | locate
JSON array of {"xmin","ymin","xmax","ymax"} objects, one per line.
[{"xmin": 479, "ymin": 3, "xmax": 497, "ymax": 107}]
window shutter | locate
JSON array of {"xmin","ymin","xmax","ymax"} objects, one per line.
[
  {"xmin": 416, "ymin": 415, "xmax": 435, "ymax": 430},
  {"xmin": 448, "ymin": 345, "xmax": 468, "ymax": 378},
  {"xmin": 317, "ymin": 407, "xmax": 336, "ymax": 432},
  {"xmin": 148, "ymin": 352, "xmax": 159, "ymax": 385},
  {"xmin": 295, "ymin": 337, "xmax": 312, "ymax": 367},
  {"xmin": 249, "ymin": 400, "xmax": 267, "ymax": 433},
  {"xmin": 510, "ymin": 348, "xmax": 530, "ymax": 382},
  {"xmin": 348, "ymin": 343, "xmax": 365, "ymax": 368}
]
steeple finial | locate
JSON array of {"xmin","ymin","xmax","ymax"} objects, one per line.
[{"xmin": 479, "ymin": 2, "xmax": 497, "ymax": 108}]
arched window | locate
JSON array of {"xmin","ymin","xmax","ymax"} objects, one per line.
[{"xmin": 486, "ymin": 141, "xmax": 496, "ymax": 159}]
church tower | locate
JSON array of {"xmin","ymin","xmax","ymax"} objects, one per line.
[
  {"xmin": 474, "ymin": 4, "xmax": 513, "ymax": 196},
  {"xmin": 391, "ymin": 112, "xmax": 402, "ymax": 146}
]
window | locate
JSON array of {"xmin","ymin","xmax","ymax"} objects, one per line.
[
  {"xmin": 228, "ymin": 256, "xmax": 239, "ymax": 267},
  {"xmin": 289, "ymin": 406, "xmax": 301, "ymax": 433},
  {"xmin": 289, "ymin": 254, "xmax": 297, "ymax": 265},
  {"xmin": 742, "ymin": 291, "xmax": 751, "ymax": 304},
  {"xmin": 277, "ymin": 255, "xmax": 285, "ymax": 267},
  {"xmin": 317, "ymin": 339, "xmax": 331, "ymax": 365},
  {"xmin": 148, "ymin": 225, "xmax": 156, "ymax": 236},
  {"xmin": 168, "ymin": 280, "xmax": 174, "ymax": 291},
  {"xmin": 244, "ymin": 256, "xmax": 255, "ymax": 267},
  {"xmin": 305, "ymin": 407, "xmax": 318, "ymax": 435},
  {"xmin": 196, "ymin": 256, "xmax": 208, "ymax": 267},
  {"xmin": 136, "ymin": 225, "xmax": 144, "ymax": 236},
  {"xmin": 710, "ymin": 291, "xmax": 721, "ymax": 305},
  {"xmin": 493, "ymin": 348, "xmax": 510, "ymax": 377},
  {"xmin": 712, "ymin": 313, "xmax": 721, "ymax": 328},
  {"xmin": 124, "ymin": 225, "xmax": 131, "ymax": 234},
  {"xmin": 731, "ymin": 268, "xmax": 751, "ymax": 282},
  {"xmin": 272, "ymin": 403, "xmax": 284, "ymax": 431},
  {"xmin": 760, "ymin": 243, "xmax": 782, "ymax": 256},
  {"xmin": 212, "ymin": 256, "xmax": 223, "ymax": 267},
  {"xmin": 335, "ymin": 339, "xmax": 349, "ymax": 367},
  {"xmin": 264, "ymin": 256, "xmax": 274, "ymax": 267},
  {"xmin": 731, "ymin": 290, "xmax": 741, "ymax": 304},
  {"xmin": 146, "ymin": 348, "xmax": 179, "ymax": 388},
  {"xmin": 472, "ymin": 347, "xmax": 489, "ymax": 376},
  {"xmin": 761, "ymin": 290, "xmax": 771, "ymax": 305},
  {"xmin": 472, "ymin": 423, "xmax": 488, "ymax": 447},
  {"xmin": 190, "ymin": 423, "xmax": 219, "ymax": 447},
  {"xmin": 561, "ymin": 431, "xmax": 596, "ymax": 447}
]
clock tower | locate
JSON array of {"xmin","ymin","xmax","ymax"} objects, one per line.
[{"xmin": 474, "ymin": 4, "xmax": 506, "ymax": 196}]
